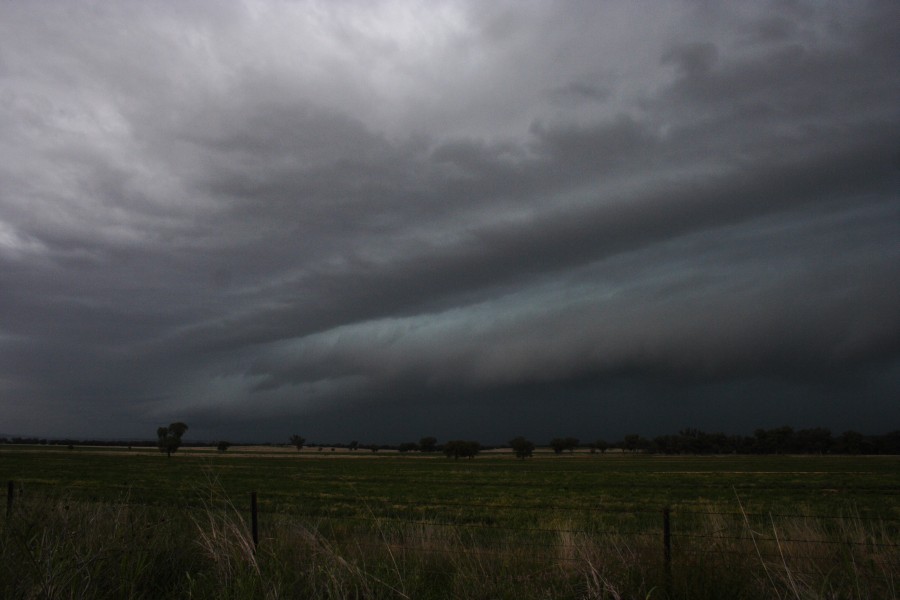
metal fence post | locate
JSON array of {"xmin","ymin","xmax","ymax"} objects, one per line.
[{"xmin": 663, "ymin": 506, "xmax": 672, "ymax": 589}]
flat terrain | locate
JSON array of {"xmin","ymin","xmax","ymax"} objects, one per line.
[
  {"xmin": 3, "ymin": 446, "xmax": 899, "ymax": 599},
  {"xmin": 2, "ymin": 446, "xmax": 897, "ymax": 524}
]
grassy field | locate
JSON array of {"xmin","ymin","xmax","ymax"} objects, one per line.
[
  {"xmin": 2, "ymin": 446, "xmax": 898, "ymax": 599},
  {"xmin": 2, "ymin": 445, "xmax": 898, "ymax": 516}
]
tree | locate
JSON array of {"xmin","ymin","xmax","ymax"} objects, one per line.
[
  {"xmin": 444, "ymin": 440, "xmax": 480, "ymax": 460},
  {"xmin": 398, "ymin": 442, "xmax": 419, "ymax": 453},
  {"xmin": 549, "ymin": 438, "xmax": 567, "ymax": 454},
  {"xmin": 550, "ymin": 437, "xmax": 579, "ymax": 454},
  {"xmin": 836, "ymin": 430, "xmax": 865, "ymax": 455},
  {"xmin": 880, "ymin": 430, "xmax": 900, "ymax": 455},
  {"xmin": 348, "ymin": 440, "xmax": 359, "ymax": 451},
  {"xmin": 289, "ymin": 434, "xmax": 306, "ymax": 452},
  {"xmin": 508, "ymin": 436, "xmax": 535, "ymax": 459},
  {"xmin": 795, "ymin": 428, "xmax": 832, "ymax": 454},
  {"xmin": 620, "ymin": 433, "xmax": 649, "ymax": 453},
  {"xmin": 157, "ymin": 422, "xmax": 188, "ymax": 457},
  {"xmin": 419, "ymin": 437, "xmax": 438, "ymax": 453},
  {"xmin": 217, "ymin": 441, "xmax": 231, "ymax": 453},
  {"xmin": 592, "ymin": 439, "xmax": 609, "ymax": 454},
  {"xmin": 754, "ymin": 426, "xmax": 795, "ymax": 454}
]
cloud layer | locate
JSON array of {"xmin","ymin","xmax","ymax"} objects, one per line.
[{"xmin": 1, "ymin": 0, "xmax": 898, "ymax": 442}]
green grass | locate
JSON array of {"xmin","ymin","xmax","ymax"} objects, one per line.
[
  {"xmin": 2, "ymin": 447, "xmax": 897, "ymax": 517},
  {"xmin": 1, "ymin": 447, "xmax": 898, "ymax": 598}
]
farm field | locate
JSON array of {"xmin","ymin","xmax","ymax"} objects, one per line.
[
  {"xmin": 2, "ymin": 446, "xmax": 898, "ymax": 599},
  {"xmin": 2, "ymin": 445, "xmax": 898, "ymax": 518}
]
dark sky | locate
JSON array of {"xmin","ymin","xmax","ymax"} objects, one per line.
[{"xmin": 1, "ymin": 1, "xmax": 898, "ymax": 444}]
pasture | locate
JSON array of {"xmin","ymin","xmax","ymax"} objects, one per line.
[
  {"xmin": 2, "ymin": 446, "xmax": 898, "ymax": 599},
  {"xmin": 2, "ymin": 445, "xmax": 897, "ymax": 517}
]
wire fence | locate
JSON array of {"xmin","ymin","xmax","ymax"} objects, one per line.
[{"xmin": 6, "ymin": 478, "xmax": 899, "ymax": 572}]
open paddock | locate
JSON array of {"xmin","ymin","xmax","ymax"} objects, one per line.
[{"xmin": 2, "ymin": 447, "xmax": 898, "ymax": 599}]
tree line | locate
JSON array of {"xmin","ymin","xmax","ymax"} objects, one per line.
[
  {"xmin": 4, "ymin": 426, "xmax": 898, "ymax": 457},
  {"xmin": 642, "ymin": 427, "xmax": 900, "ymax": 455},
  {"xmin": 285, "ymin": 427, "xmax": 900, "ymax": 457},
  {"xmin": 287, "ymin": 435, "xmax": 480, "ymax": 459},
  {"xmin": 544, "ymin": 427, "xmax": 900, "ymax": 456}
]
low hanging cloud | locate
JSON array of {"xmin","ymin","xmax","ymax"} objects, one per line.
[{"xmin": 0, "ymin": 0, "xmax": 897, "ymax": 441}]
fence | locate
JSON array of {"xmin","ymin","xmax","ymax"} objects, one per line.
[{"xmin": 5, "ymin": 478, "xmax": 899, "ymax": 593}]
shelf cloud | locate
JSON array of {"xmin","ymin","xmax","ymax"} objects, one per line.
[{"xmin": 1, "ymin": 0, "xmax": 897, "ymax": 442}]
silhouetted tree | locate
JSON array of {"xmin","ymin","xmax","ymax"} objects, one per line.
[
  {"xmin": 348, "ymin": 440, "xmax": 359, "ymax": 451},
  {"xmin": 622, "ymin": 433, "xmax": 647, "ymax": 453},
  {"xmin": 217, "ymin": 441, "xmax": 231, "ymax": 453},
  {"xmin": 754, "ymin": 426, "xmax": 795, "ymax": 454},
  {"xmin": 795, "ymin": 428, "xmax": 832, "ymax": 454},
  {"xmin": 157, "ymin": 422, "xmax": 188, "ymax": 457},
  {"xmin": 398, "ymin": 442, "xmax": 419, "ymax": 453},
  {"xmin": 836, "ymin": 430, "xmax": 865, "ymax": 455},
  {"xmin": 592, "ymin": 439, "xmax": 609, "ymax": 454},
  {"xmin": 651, "ymin": 435, "xmax": 679, "ymax": 454},
  {"xmin": 444, "ymin": 440, "xmax": 480, "ymax": 460},
  {"xmin": 880, "ymin": 431, "xmax": 900, "ymax": 454},
  {"xmin": 419, "ymin": 437, "xmax": 438, "ymax": 453},
  {"xmin": 509, "ymin": 436, "xmax": 535, "ymax": 459},
  {"xmin": 550, "ymin": 437, "xmax": 579, "ymax": 454},
  {"xmin": 289, "ymin": 434, "xmax": 306, "ymax": 452}
]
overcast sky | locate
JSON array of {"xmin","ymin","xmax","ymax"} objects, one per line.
[{"xmin": 1, "ymin": 0, "xmax": 898, "ymax": 444}]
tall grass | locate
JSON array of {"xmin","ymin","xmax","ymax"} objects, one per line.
[{"xmin": 2, "ymin": 487, "xmax": 896, "ymax": 599}]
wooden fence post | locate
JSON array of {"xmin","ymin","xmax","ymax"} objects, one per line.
[
  {"xmin": 251, "ymin": 491, "xmax": 259, "ymax": 548},
  {"xmin": 663, "ymin": 506, "xmax": 672, "ymax": 588}
]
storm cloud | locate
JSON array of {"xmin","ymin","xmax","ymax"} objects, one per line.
[{"xmin": 1, "ymin": 0, "xmax": 898, "ymax": 443}]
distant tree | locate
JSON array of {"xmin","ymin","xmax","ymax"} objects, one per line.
[
  {"xmin": 398, "ymin": 442, "xmax": 419, "ymax": 453},
  {"xmin": 549, "ymin": 438, "xmax": 567, "ymax": 454},
  {"xmin": 836, "ymin": 430, "xmax": 865, "ymax": 455},
  {"xmin": 419, "ymin": 437, "xmax": 438, "ymax": 453},
  {"xmin": 466, "ymin": 441, "xmax": 481, "ymax": 459},
  {"xmin": 157, "ymin": 422, "xmax": 188, "ymax": 457},
  {"xmin": 754, "ymin": 426, "xmax": 795, "ymax": 454},
  {"xmin": 622, "ymin": 433, "xmax": 647, "ymax": 453},
  {"xmin": 592, "ymin": 439, "xmax": 609, "ymax": 454},
  {"xmin": 289, "ymin": 434, "xmax": 306, "ymax": 452},
  {"xmin": 348, "ymin": 440, "xmax": 359, "ymax": 451},
  {"xmin": 508, "ymin": 436, "xmax": 535, "ymax": 459},
  {"xmin": 795, "ymin": 428, "xmax": 832, "ymax": 454},
  {"xmin": 217, "ymin": 441, "xmax": 231, "ymax": 453},
  {"xmin": 880, "ymin": 431, "xmax": 900, "ymax": 455},
  {"xmin": 550, "ymin": 437, "xmax": 579, "ymax": 454},
  {"xmin": 444, "ymin": 440, "xmax": 480, "ymax": 460},
  {"xmin": 665, "ymin": 428, "xmax": 730, "ymax": 454},
  {"xmin": 652, "ymin": 435, "xmax": 679, "ymax": 454}
]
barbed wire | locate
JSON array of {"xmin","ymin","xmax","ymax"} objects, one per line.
[{"xmin": 6, "ymin": 484, "xmax": 899, "ymax": 523}]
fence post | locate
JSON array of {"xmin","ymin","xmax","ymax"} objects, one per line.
[
  {"xmin": 663, "ymin": 506, "xmax": 672, "ymax": 588},
  {"xmin": 250, "ymin": 491, "xmax": 259, "ymax": 548},
  {"xmin": 6, "ymin": 481, "xmax": 13, "ymax": 518}
]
